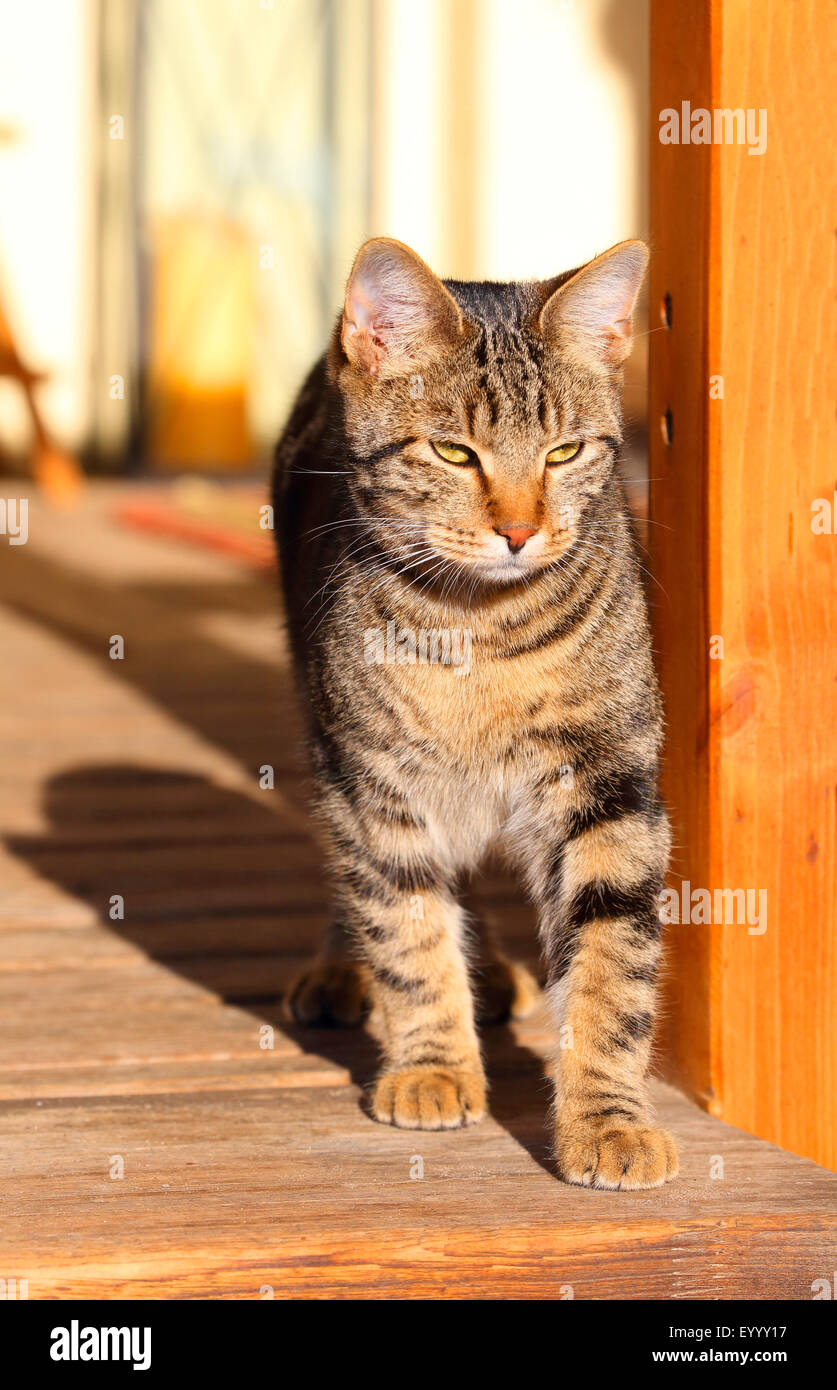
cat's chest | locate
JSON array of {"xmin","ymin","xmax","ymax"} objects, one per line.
[{"xmin": 381, "ymin": 639, "xmax": 575, "ymax": 760}]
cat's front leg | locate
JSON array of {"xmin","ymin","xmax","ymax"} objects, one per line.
[
  {"xmin": 364, "ymin": 876, "xmax": 486, "ymax": 1129},
  {"xmin": 322, "ymin": 812, "xmax": 486, "ymax": 1130},
  {"xmin": 528, "ymin": 771, "xmax": 679, "ymax": 1189}
]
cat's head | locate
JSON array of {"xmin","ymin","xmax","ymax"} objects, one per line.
[{"xmin": 328, "ymin": 236, "xmax": 647, "ymax": 589}]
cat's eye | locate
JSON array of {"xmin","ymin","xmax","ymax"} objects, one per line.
[
  {"xmin": 432, "ymin": 440, "xmax": 476, "ymax": 466},
  {"xmin": 545, "ymin": 441, "xmax": 583, "ymax": 465}
]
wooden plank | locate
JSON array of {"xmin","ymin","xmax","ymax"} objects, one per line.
[
  {"xmin": 1, "ymin": 485, "xmax": 835, "ymax": 1299},
  {"xmin": 650, "ymin": 0, "xmax": 837, "ymax": 1169},
  {"xmin": 2, "ymin": 1082, "xmax": 835, "ymax": 1300}
]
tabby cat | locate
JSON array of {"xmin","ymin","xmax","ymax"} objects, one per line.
[{"xmin": 273, "ymin": 236, "xmax": 678, "ymax": 1189}]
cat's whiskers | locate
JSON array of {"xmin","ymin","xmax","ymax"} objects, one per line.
[
  {"xmin": 304, "ymin": 515, "xmax": 420, "ymax": 542},
  {"xmin": 306, "ymin": 535, "xmax": 441, "ymax": 632},
  {"xmin": 576, "ymin": 530, "xmax": 669, "ymax": 599},
  {"xmin": 361, "ymin": 548, "xmax": 447, "ymax": 609},
  {"xmin": 303, "ymin": 523, "xmax": 427, "ymax": 618}
]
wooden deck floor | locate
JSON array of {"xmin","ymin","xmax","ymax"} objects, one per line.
[{"xmin": 1, "ymin": 486, "xmax": 835, "ymax": 1300}]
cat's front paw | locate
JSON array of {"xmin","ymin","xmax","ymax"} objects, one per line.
[
  {"xmin": 371, "ymin": 1066, "xmax": 486, "ymax": 1130},
  {"xmin": 284, "ymin": 960, "xmax": 370, "ymax": 1026},
  {"xmin": 555, "ymin": 1118, "xmax": 678, "ymax": 1190}
]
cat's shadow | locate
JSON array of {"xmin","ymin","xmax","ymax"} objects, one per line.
[
  {"xmin": 0, "ymin": 540, "xmax": 556, "ymax": 1175},
  {"xmin": 7, "ymin": 762, "xmax": 557, "ymax": 1177}
]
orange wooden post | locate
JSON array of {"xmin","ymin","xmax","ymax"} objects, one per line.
[{"xmin": 650, "ymin": 0, "xmax": 837, "ymax": 1169}]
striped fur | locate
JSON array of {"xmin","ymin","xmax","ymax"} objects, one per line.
[{"xmin": 273, "ymin": 238, "xmax": 677, "ymax": 1188}]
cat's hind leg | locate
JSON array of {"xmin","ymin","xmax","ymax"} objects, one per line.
[
  {"xmin": 476, "ymin": 953, "xmax": 541, "ymax": 1023},
  {"xmin": 467, "ymin": 909, "xmax": 541, "ymax": 1023},
  {"xmin": 285, "ymin": 910, "xmax": 540, "ymax": 1028},
  {"xmin": 284, "ymin": 919, "xmax": 371, "ymax": 1027}
]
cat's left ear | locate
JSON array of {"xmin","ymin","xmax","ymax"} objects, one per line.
[
  {"xmin": 338, "ymin": 237, "xmax": 464, "ymax": 378},
  {"xmin": 539, "ymin": 240, "xmax": 648, "ymax": 371}
]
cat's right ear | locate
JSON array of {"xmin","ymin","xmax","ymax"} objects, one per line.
[
  {"xmin": 539, "ymin": 240, "xmax": 649, "ymax": 372},
  {"xmin": 338, "ymin": 238, "xmax": 463, "ymax": 377}
]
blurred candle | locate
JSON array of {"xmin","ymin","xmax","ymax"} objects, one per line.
[{"xmin": 148, "ymin": 215, "xmax": 254, "ymax": 470}]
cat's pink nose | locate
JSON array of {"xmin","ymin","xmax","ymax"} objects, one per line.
[{"xmin": 498, "ymin": 524, "xmax": 538, "ymax": 554}]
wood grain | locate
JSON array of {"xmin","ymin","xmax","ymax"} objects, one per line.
[{"xmin": 650, "ymin": 0, "xmax": 837, "ymax": 1169}]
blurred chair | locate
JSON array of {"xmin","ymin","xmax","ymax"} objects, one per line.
[{"xmin": 0, "ymin": 123, "xmax": 81, "ymax": 501}]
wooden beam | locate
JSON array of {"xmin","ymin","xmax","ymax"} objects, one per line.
[
  {"xmin": 649, "ymin": 0, "xmax": 716, "ymax": 1113},
  {"xmin": 650, "ymin": 0, "xmax": 837, "ymax": 1170}
]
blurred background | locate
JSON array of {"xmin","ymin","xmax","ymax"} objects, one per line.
[
  {"xmin": 3, "ymin": 0, "xmax": 837, "ymax": 1291},
  {"xmin": 0, "ymin": 0, "xmax": 649, "ymax": 541}
]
